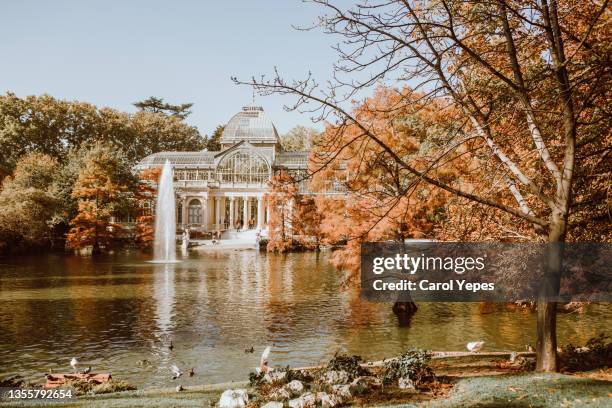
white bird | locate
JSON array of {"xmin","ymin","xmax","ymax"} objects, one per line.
[
  {"xmin": 70, "ymin": 357, "xmax": 78, "ymax": 373},
  {"xmin": 258, "ymin": 346, "xmax": 271, "ymax": 374},
  {"xmin": 509, "ymin": 351, "xmax": 518, "ymax": 363},
  {"xmin": 170, "ymin": 364, "xmax": 183, "ymax": 380},
  {"xmin": 467, "ymin": 341, "xmax": 485, "ymax": 352}
]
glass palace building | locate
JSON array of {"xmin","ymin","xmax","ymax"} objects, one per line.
[{"xmin": 136, "ymin": 105, "xmax": 309, "ymax": 233}]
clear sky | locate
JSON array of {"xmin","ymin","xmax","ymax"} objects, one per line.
[{"xmin": 0, "ymin": 1, "xmax": 353, "ymax": 136}]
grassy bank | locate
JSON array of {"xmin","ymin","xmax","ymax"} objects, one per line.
[
  {"xmin": 0, "ymin": 381, "xmax": 243, "ymax": 408},
  {"xmin": 1, "ymin": 373, "xmax": 610, "ymax": 408},
  {"xmin": 419, "ymin": 372, "xmax": 612, "ymax": 408}
]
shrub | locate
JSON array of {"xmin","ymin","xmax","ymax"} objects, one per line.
[
  {"xmin": 382, "ymin": 348, "xmax": 434, "ymax": 387},
  {"xmin": 326, "ymin": 352, "xmax": 367, "ymax": 379},
  {"xmin": 560, "ymin": 333, "xmax": 612, "ymax": 372}
]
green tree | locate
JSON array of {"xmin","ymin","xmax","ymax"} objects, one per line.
[
  {"xmin": 280, "ymin": 126, "xmax": 319, "ymax": 151},
  {"xmin": 0, "ymin": 153, "xmax": 59, "ymax": 252},
  {"xmin": 133, "ymin": 96, "xmax": 193, "ymax": 119},
  {"xmin": 66, "ymin": 142, "xmax": 136, "ymax": 254},
  {"xmin": 0, "ymin": 93, "xmax": 205, "ymax": 171},
  {"xmin": 204, "ymin": 125, "xmax": 224, "ymax": 151}
]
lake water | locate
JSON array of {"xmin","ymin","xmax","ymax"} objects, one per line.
[{"xmin": 0, "ymin": 250, "xmax": 609, "ymax": 388}]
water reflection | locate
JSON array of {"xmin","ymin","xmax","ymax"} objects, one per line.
[
  {"xmin": 0, "ymin": 250, "xmax": 610, "ymax": 388},
  {"xmin": 153, "ymin": 264, "xmax": 176, "ymax": 335}
]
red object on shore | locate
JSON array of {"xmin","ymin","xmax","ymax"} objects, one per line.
[{"xmin": 44, "ymin": 373, "xmax": 111, "ymax": 389}]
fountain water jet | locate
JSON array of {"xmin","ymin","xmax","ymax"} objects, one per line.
[{"xmin": 153, "ymin": 160, "xmax": 177, "ymax": 262}]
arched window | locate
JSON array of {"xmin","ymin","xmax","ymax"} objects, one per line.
[
  {"xmin": 217, "ymin": 151, "xmax": 270, "ymax": 184},
  {"xmin": 187, "ymin": 199, "xmax": 202, "ymax": 224}
]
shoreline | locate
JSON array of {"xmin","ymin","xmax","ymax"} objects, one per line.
[{"xmin": 1, "ymin": 353, "xmax": 609, "ymax": 408}]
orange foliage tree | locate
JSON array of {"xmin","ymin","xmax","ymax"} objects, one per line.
[
  {"xmin": 135, "ymin": 168, "xmax": 161, "ymax": 250},
  {"xmin": 310, "ymin": 88, "xmax": 460, "ymax": 284},
  {"xmin": 266, "ymin": 171, "xmax": 299, "ymax": 252},
  {"xmin": 240, "ymin": 0, "xmax": 610, "ymax": 371},
  {"xmin": 266, "ymin": 170, "xmax": 324, "ymax": 252},
  {"xmin": 66, "ymin": 142, "xmax": 136, "ymax": 254}
]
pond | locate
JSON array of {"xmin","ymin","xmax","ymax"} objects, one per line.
[{"xmin": 0, "ymin": 250, "xmax": 609, "ymax": 388}]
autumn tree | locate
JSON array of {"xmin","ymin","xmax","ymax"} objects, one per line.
[
  {"xmin": 237, "ymin": 0, "xmax": 610, "ymax": 371},
  {"xmin": 310, "ymin": 88, "xmax": 455, "ymax": 286},
  {"xmin": 0, "ymin": 153, "xmax": 59, "ymax": 253},
  {"xmin": 135, "ymin": 168, "xmax": 161, "ymax": 250},
  {"xmin": 66, "ymin": 142, "xmax": 136, "ymax": 254},
  {"xmin": 292, "ymin": 195, "xmax": 323, "ymax": 249},
  {"xmin": 266, "ymin": 171, "xmax": 299, "ymax": 252}
]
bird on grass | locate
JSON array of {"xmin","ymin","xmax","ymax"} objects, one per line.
[
  {"xmin": 82, "ymin": 366, "xmax": 91, "ymax": 375},
  {"xmin": 188, "ymin": 368, "xmax": 195, "ymax": 377},
  {"xmin": 70, "ymin": 357, "xmax": 78, "ymax": 373},
  {"xmin": 245, "ymin": 346, "xmax": 255, "ymax": 354},
  {"xmin": 176, "ymin": 385, "xmax": 184, "ymax": 392},
  {"xmin": 258, "ymin": 346, "xmax": 271, "ymax": 374},
  {"xmin": 525, "ymin": 344, "xmax": 534, "ymax": 352},
  {"xmin": 466, "ymin": 341, "xmax": 485, "ymax": 352},
  {"xmin": 168, "ymin": 341, "xmax": 174, "ymax": 351},
  {"xmin": 170, "ymin": 364, "xmax": 183, "ymax": 380}
]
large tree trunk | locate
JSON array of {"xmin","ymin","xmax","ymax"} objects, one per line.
[
  {"xmin": 536, "ymin": 301, "xmax": 557, "ymax": 371},
  {"xmin": 536, "ymin": 213, "xmax": 566, "ymax": 372}
]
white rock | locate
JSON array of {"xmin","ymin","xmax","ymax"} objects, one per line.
[
  {"xmin": 219, "ymin": 389, "xmax": 249, "ymax": 408},
  {"xmin": 331, "ymin": 384, "xmax": 352, "ymax": 400},
  {"xmin": 269, "ymin": 387, "xmax": 291, "ymax": 402},
  {"xmin": 322, "ymin": 370, "xmax": 350, "ymax": 385},
  {"xmin": 288, "ymin": 392, "xmax": 316, "ymax": 408},
  {"xmin": 398, "ymin": 377, "xmax": 416, "ymax": 391},
  {"xmin": 264, "ymin": 370, "xmax": 288, "ymax": 384},
  {"xmin": 316, "ymin": 392, "xmax": 341, "ymax": 408},
  {"xmin": 285, "ymin": 380, "xmax": 304, "ymax": 396},
  {"xmin": 261, "ymin": 402, "xmax": 284, "ymax": 408}
]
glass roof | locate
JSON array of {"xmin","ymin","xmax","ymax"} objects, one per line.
[
  {"xmin": 274, "ymin": 152, "xmax": 309, "ymax": 167},
  {"xmin": 220, "ymin": 106, "xmax": 280, "ymax": 145},
  {"xmin": 137, "ymin": 151, "xmax": 216, "ymax": 167}
]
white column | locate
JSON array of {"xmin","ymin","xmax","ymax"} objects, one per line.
[
  {"xmin": 181, "ymin": 196, "xmax": 188, "ymax": 227},
  {"xmin": 214, "ymin": 196, "xmax": 220, "ymax": 230},
  {"xmin": 257, "ymin": 196, "xmax": 264, "ymax": 230},
  {"xmin": 202, "ymin": 197, "xmax": 208, "ymax": 230},
  {"xmin": 242, "ymin": 196, "xmax": 248, "ymax": 230},
  {"xmin": 266, "ymin": 199, "xmax": 271, "ymax": 226},
  {"xmin": 220, "ymin": 197, "xmax": 225, "ymax": 228},
  {"xmin": 229, "ymin": 197, "xmax": 235, "ymax": 229}
]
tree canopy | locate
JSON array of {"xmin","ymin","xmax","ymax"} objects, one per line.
[
  {"xmin": 0, "ymin": 93, "xmax": 205, "ymax": 172},
  {"xmin": 239, "ymin": 0, "xmax": 611, "ymax": 372},
  {"xmin": 0, "ymin": 153, "xmax": 59, "ymax": 251},
  {"xmin": 280, "ymin": 126, "xmax": 320, "ymax": 151}
]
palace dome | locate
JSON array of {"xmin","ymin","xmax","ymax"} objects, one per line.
[{"xmin": 220, "ymin": 106, "xmax": 280, "ymax": 146}]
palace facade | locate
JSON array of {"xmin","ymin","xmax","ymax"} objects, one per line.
[{"xmin": 136, "ymin": 105, "xmax": 309, "ymax": 233}]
